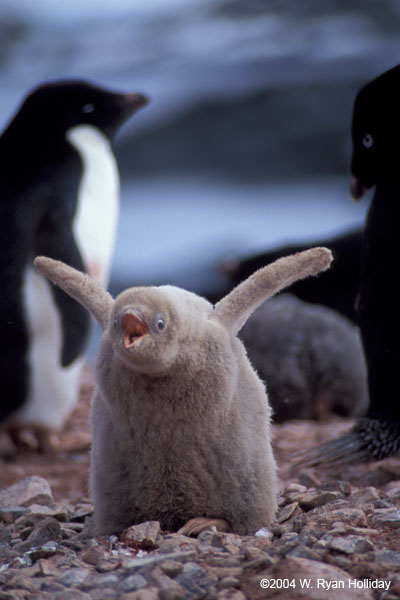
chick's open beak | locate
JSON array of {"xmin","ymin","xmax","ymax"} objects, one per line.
[{"xmin": 122, "ymin": 312, "xmax": 149, "ymax": 348}]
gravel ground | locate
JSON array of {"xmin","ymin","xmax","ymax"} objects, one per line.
[{"xmin": 0, "ymin": 367, "xmax": 399, "ymax": 600}]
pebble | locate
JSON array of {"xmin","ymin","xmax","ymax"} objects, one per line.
[
  {"xmin": 328, "ymin": 535, "xmax": 375, "ymax": 554},
  {"xmin": 0, "ymin": 475, "xmax": 398, "ymax": 598},
  {"xmin": 0, "ymin": 477, "xmax": 53, "ymax": 508}
]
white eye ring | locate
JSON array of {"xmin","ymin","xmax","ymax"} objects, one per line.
[
  {"xmin": 82, "ymin": 103, "xmax": 95, "ymax": 114},
  {"xmin": 362, "ymin": 133, "xmax": 373, "ymax": 148}
]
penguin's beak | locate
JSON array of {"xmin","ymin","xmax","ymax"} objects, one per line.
[
  {"xmin": 121, "ymin": 92, "xmax": 149, "ymax": 112},
  {"xmin": 350, "ymin": 175, "xmax": 368, "ymax": 201},
  {"xmin": 122, "ymin": 312, "xmax": 150, "ymax": 348}
]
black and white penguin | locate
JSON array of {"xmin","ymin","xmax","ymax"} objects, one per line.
[
  {"xmin": 0, "ymin": 79, "xmax": 148, "ymax": 451},
  {"xmin": 298, "ymin": 65, "xmax": 400, "ymax": 466}
]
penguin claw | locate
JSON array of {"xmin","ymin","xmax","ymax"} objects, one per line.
[
  {"xmin": 178, "ymin": 517, "xmax": 230, "ymax": 537},
  {"xmin": 7, "ymin": 426, "xmax": 58, "ymax": 454}
]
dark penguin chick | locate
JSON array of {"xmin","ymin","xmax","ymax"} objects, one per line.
[
  {"xmin": 34, "ymin": 247, "xmax": 331, "ymax": 536},
  {"xmin": 0, "ymin": 79, "xmax": 148, "ymax": 451},
  {"xmin": 297, "ymin": 65, "xmax": 400, "ymax": 467},
  {"xmin": 240, "ymin": 294, "xmax": 368, "ymax": 423},
  {"xmin": 222, "ymin": 228, "xmax": 362, "ymax": 323}
]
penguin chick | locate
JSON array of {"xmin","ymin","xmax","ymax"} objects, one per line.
[
  {"xmin": 34, "ymin": 246, "xmax": 332, "ymax": 536},
  {"xmin": 0, "ymin": 80, "xmax": 148, "ymax": 451},
  {"xmin": 240, "ymin": 295, "xmax": 368, "ymax": 423},
  {"xmin": 297, "ymin": 65, "xmax": 400, "ymax": 467}
]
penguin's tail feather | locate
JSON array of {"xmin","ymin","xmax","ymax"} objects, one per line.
[{"xmin": 294, "ymin": 418, "xmax": 400, "ymax": 467}]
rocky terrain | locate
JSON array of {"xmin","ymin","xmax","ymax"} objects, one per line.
[{"xmin": 0, "ymin": 369, "xmax": 399, "ymax": 599}]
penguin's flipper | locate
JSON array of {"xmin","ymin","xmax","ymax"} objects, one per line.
[
  {"xmin": 36, "ymin": 226, "xmax": 93, "ymax": 366},
  {"xmin": 34, "ymin": 256, "xmax": 113, "ymax": 331},
  {"xmin": 0, "ymin": 212, "xmax": 32, "ymax": 421},
  {"xmin": 214, "ymin": 247, "xmax": 332, "ymax": 336}
]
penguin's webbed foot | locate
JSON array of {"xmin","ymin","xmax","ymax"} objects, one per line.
[
  {"xmin": 178, "ymin": 517, "xmax": 230, "ymax": 537},
  {"xmin": 8, "ymin": 426, "xmax": 59, "ymax": 454}
]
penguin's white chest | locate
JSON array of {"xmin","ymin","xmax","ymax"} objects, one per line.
[{"xmin": 66, "ymin": 124, "xmax": 120, "ymax": 285}]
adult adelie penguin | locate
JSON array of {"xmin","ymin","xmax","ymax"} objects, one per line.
[
  {"xmin": 297, "ymin": 65, "xmax": 400, "ymax": 466},
  {"xmin": 0, "ymin": 80, "xmax": 148, "ymax": 451}
]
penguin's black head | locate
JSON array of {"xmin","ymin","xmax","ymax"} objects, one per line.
[
  {"xmin": 13, "ymin": 79, "xmax": 149, "ymax": 140},
  {"xmin": 350, "ymin": 64, "xmax": 400, "ymax": 200}
]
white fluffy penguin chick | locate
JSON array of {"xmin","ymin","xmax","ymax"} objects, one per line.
[{"xmin": 34, "ymin": 247, "xmax": 332, "ymax": 536}]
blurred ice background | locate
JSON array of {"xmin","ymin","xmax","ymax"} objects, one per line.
[{"xmin": 1, "ymin": 0, "xmax": 399, "ymax": 298}]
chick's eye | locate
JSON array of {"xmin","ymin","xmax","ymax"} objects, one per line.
[
  {"xmin": 156, "ymin": 318, "xmax": 165, "ymax": 331},
  {"xmin": 362, "ymin": 133, "xmax": 373, "ymax": 148},
  {"xmin": 114, "ymin": 314, "xmax": 119, "ymax": 330},
  {"xmin": 82, "ymin": 103, "xmax": 95, "ymax": 114}
]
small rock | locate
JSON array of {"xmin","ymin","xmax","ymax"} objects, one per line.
[
  {"xmin": 217, "ymin": 575, "xmax": 241, "ymax": 589},
  {"xmin": 96, "ymin": 559, "xmax": 121, "ymax": 573},
  {"xmin": 0, "ymin": 477, "xmax": 53, "ymax": 508},
  {"xmin": 160, "ymin": 559, "xmax": 184, "ymax": 578},
  {"xmin": 123, "ymin": 521, "xmax": 160, "ymax": 545},
  {"xmin": 350, "ymin": 487, "xmax": 381, "ymax": 503},
  {"xmin": 176, "ymin": 562, "xmax": 217, "ymax": 599},
  {"xmin": 88, "ymin": 572, "xmax": 120, "ymax": 588},
  {"xmin": 317, "ymin": 480, "xmax": 352, "ymax": 495},
  {"xmin": 59, "ymin": 568, "xmax": 92, "ymax": 587},
  {"xmin": 158, "ymin": 589, "xmax": 185, "ymax": 600},
  {"xmin": 80, "ymin": 547, "xmax": 107, "ymax": 566},
  {"xmin": 30, "ymin": 503, "xmax": 69, "ymax": 521},
  {"xmin": 254, "ymin": 527, "xmax": 273, "ymax": 540},
  {"xmin": 62, "ymin": 522, "xmax": 85, "ymax": 533},
  {"xmin": 296, "ymin": 490, "xmax": 343, "ymax": 511},
  {"xmin": 37, "ymin": 558, "xmax": 60, "ymax": 577},
  {"xmin": 26, "ymin": 540, "xmax": 59, "ymax": 561},
  {"xmin": 328, "ymin": 535, "xmax": 375, "ymax": 554},
  {"xmin": 372, "ymin": 510, "xmax": 400, "ymax": 528},
  {"xmin": 276, "ymin": 532, "xmax": 299, "ymax": 556},
  {"xmin": 72, "ymin": 504, "xmax": 94, "ymax": 520},
  {"xmin": 147, "ymin": 566, "xmax": 185, "ymax": 598},
  {"xmin": 384, "ymin": 480, "xmax": 400, "ymax": 494},
  {"xmin": 25, "ymin": 518, "xmax": 62, "ymax": 548},
  {"xmin": 277, "ymin": 502, "xmax": 299, "ymax": 523},
  {"xmin": 0, "ymin": 524, "xmax": 11, "ymax": 545},
  {"xmin": 373, "ymin": 550, "xmax": 400, "ymax": 568},
  {"xmin": 0, "ymin": 507, "xmax": 29, "ymax": 524},
  {"xmin": 287, "ymin": 543, "xmax": 323, "ymax": 560},
  {"xmin": 197, "ymin": 530, "xmax": 226, "ymax": 548},
  {"xmin": 243, "ymin": 546, "xmax": 267, "ymax": 561},
  {"xmin": 123, "ymin": 551, "xmax": 196, "ymax": 574},
  {"xmin": 320, "ymin": 508, "xmax": 367, "ymax": 527},
  {"xmin": 284, "ymin": 483, "xmax": 307, "ymax": 494},
  {"xmin": 118, "ymin": 574, "xmax": 148, "ymax": 593}
]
